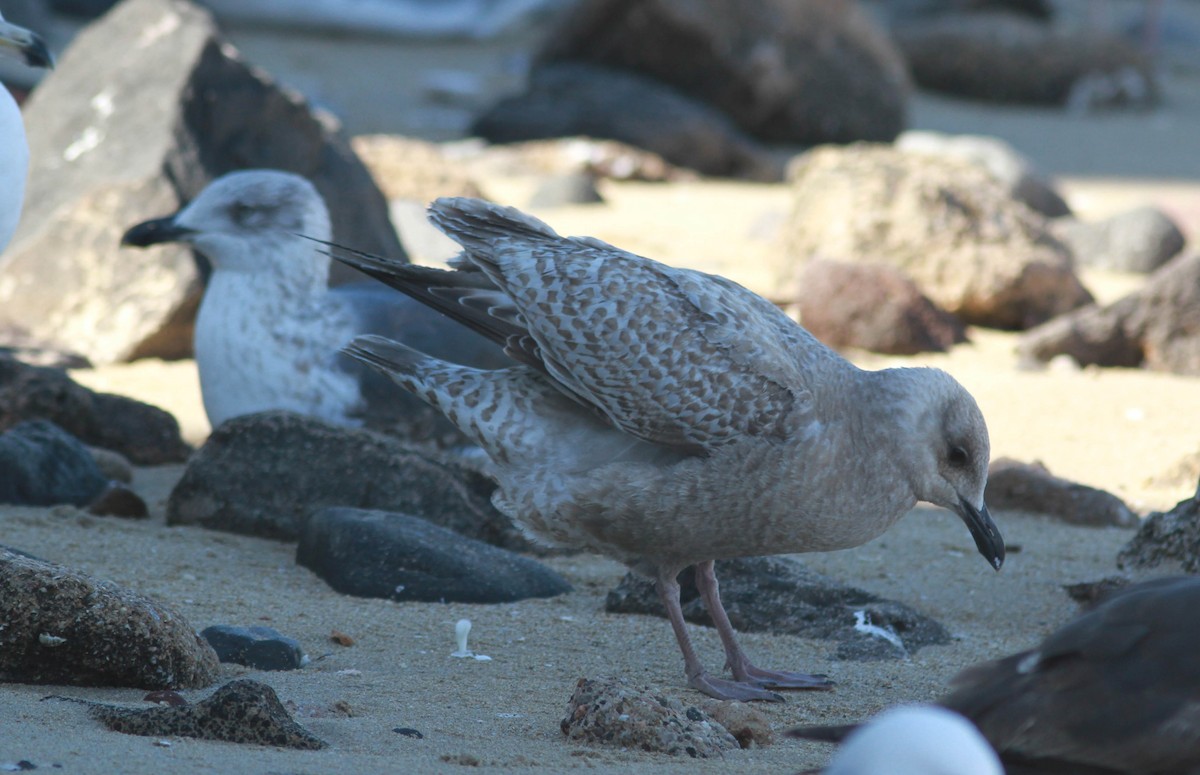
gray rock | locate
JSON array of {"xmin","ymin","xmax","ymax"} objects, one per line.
[
  {"xmin": 88, "ymin": 446, "xmax": 134, "ymax": 483},
  {"xmin": 200, "ymin": 625, "xmax": 306, "ymax": 671},
  {"xmin": 986, "ymin": 458, "xmax": 1138, "ymax": 527},
  {"xmin": 783, "ymin": 144, "xmax": 1092, "ymax": 329},
  {"xmin": 0, "ymin": 420, "xmax": 108, "ymax": 506},
  {"xmin": 167, "ymin": 411, "xmax": 535, "ymax": 552},
  {"xmin": 1117, "ymin": 486, "xmax": 1200, "ymax": 573},
  {"xmin": 0, "ymin": 0, "xmax": 404, "ymax": 365},
  {"xmin": 605, "ymin": 557, "xmax": 949, "ymax": 660},
  {"xmin": 472, "ymin": 62, "xmax": 780, "ymax": 181},
  {"xmin": 561, "ymin": 676, "xmax": 740, "ymax": 757},
  {"xmin": 1053, "ymin": 207, "xmax": 1186, "ymax": 274},
  {"xmin": 0, "ymin": 548, "xmax": 220, "ymax": 688},
  {"xmin": 1018, "ymin": 252, "xmax": 1200, "ymax": 374},
  {"xmin": 297, "ymin": 507, "xmax": 571, "ymax": 603},
  {"xmin": 797, "ymin": 260, "xmax": 967, "ymax": 355},
  {"xmin": 896, "ymin": 130, "xmax": 1070, "ymax": 217},
  {"xmin": 57, "ymin": 678, "xmax": 326, "ymax": 749},
  {"xmin": 539, "ymin": 0, "xmax": 910, "ymax": 145},
  {"xmin": 894, "ymin": 11, "xmax": 1157, "ymax": 106},
  {"xmin": 0, "ymin": 356, "xmax": 189, "ymax": 464}
]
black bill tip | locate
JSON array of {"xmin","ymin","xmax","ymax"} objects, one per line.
[
  {"xmin": 121, "ymin": 216, "xmax": 192, "ymax": 248},
  {"xmin": 24, "ymin": 34, "xmax": 52, "ymax": 70},
  {"xmin": 958, "ymin": 498, "xmax": 1005, "ymax": 571}
]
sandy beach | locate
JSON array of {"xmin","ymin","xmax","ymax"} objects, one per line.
[{"xmin": 3, "ymin": 5, "xmax": 1200, "ymax": 773}]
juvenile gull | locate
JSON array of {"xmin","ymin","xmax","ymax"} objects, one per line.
[
  {"xmin": 337, "ymin": 197, "xmax": 1004, "ymax": 702},
  {"xmin": 120, "ymin": 170, "xmax": 507, "ymax": 433},
  {"xmin": 791, "ymin": 576, "xmax": 1200, "ymax": 773},
  {"xmin": 0, "ymin": 12, "xmax": 53, "ymax": 255}
]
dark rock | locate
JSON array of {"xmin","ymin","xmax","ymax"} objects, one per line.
[
  {"xmin": 894, "ymin": 12, "xmax": 1156, "ymax": 106},
  {"xmin": 87, "ymin": 481, "xmax": 149, "ymax": 519},
  {"xmin": 0, "ymin": 420, "xmax": 108, "ymax": 506},
  {"xmin": 58, "ymin": 678, "xmax": 326, "ymax": 749},
  {"xmin": 986, "ymin": 458, "xmax": 1138, "ymax": 527},
  {"xmin": 783, "ymin": 144, "xmax": 1092, "ymax": 329},
  {"xmin": 1053, "ymin": 207, "xmax": 1186, "ymax": 274},
  {"xmin": 539, "ymin": 0, "xmax": 910, "ymax": 146},
  {"xmin": 896, "ymin": 130, "xmax": 1071, "ymax": 218},
  {"xmin": 393, "ymin": 727, "xmax": 425, "ymax": 738},
  {"xmin": 797, "ymin": 260, "xmax": 967, "ymax": 355},
  {"xmin": 0, "ymin": 357, "xmax": 190, "ymax": 464},
  {"xmin": 297, "ymin": 507, "xmax": 571, "ymax": 604},
  {"xmin": 167, "ymin": 411, "xmax": 533, "ymax": 552},
  {"xmin": 200, "ymin": 625, "xmax": 306, "ymax": 671},
  {"xmin": 605, "ymin": 557, "xmax": 949, "ymax": 659},
  {"xmin": 0, "ymin": 0, "xmax": 404, "ymax": 365},
  {"xmin": 0, "ymin": 549, "xmax": 219, "ymax": 688},
  {"xmin": 1117, "ymin": 486, "xmax": 1200, "ymax": 572},
  {"xmin": 561, "ymin": 677, "xmax": 739, "ymax": 757},
  {"xmin": 1018, "ymin": 252, "xmax": 1200, "ymax": 374},
  {"xmin": 528, "ymin": 171, "xmax": 604, "ymax": 208},
  {"xmin": 472, "ymin": 62, "xmax": 780, "ymax": 181}
]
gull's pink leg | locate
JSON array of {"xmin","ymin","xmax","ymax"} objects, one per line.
[
  {"xmin": 694, "ymin": 560, "xmax": 834, "ymax": 691},
  {"xmin": 655, "ymin": 568, "xmax": 784, "ymax": 702}
]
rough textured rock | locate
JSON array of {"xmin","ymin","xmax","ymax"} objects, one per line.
[
  {"xmin": 986, "ymin": 458, "xmax": 1137, "ymax": 527},
  {"xmin": 0, "ymin": 420, "xmax": 108, "ymax": 506},
  {"xmin": 783, "ymin": 144, "xmax": 1092, "ymax": 329},
  {"xmin": 1053, "ymin": 207, "xmax": 1186, "ymax": 274},
  {"xmin": 0, "ymin": 0, "xmax": 404, "ymax": 365},
  {"xmin": 200, "ymin": 626, "xmax": 306, "ymax": 671},
  {"xmin": 894, "ymin": 12, "xmax": 1157, "ymax": 106},
  {"xmin": 0, "ymin": 549, "xmax": 219, "ymax": 688},
  {"xmin": 167, "ymin": 411, "xmax": 533, "ymax": 551},
  {"xmin": 896, "ymin": 130, "xmax": 1070, "ymax": 218},
  {"xmin": 561, "ymin": 677, "xmax": 740, "ymax": 757},
  {"xmin": 1018, "ymin": 252, "xmax": 1200, "ymax": 374},
  {"xmin": 797, "ymin": 260, "xmax": 967, "ymax": 355},
  {"xmin": 1118, "ymin": 486, "xmax": 1200, "ymax": 572},
  {"xmin": 605, "ymin": 557, "xmax": 949, "ymax": 660},
  {"xmin": 0, "ymin": 357, "xmax": 189, "ymax": 464},
  {"xmin": 59, "ymin": 679, "xmax": 326, "ymax": 749},
  {"xmin": 297, "ymin": 507, "xmax": 571, "ymax": 603},
  {"xmin": 539, "ymin": 0, "xmax": 911, "ymax": 145},
  {"xmin": 472, "ymin": 62, "xmax": 780, "ymax": 181}
]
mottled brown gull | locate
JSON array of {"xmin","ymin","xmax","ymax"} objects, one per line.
[{"xmin": 338, "ymin": 197, "xmax": 1004, "ymax": 702}]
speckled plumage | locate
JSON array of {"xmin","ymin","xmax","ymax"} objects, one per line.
[{"xmin": 341, "ymin": 197, "xmax": 1004, "ymax": 701}]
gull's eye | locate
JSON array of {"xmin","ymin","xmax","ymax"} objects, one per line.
[
  {"xmin": 229, "ymin": 201, "xmax": 254, "ymax": 226},
  {"xmin": 948, "ymin": 445, "xmax": 969, "ymax": 467}
]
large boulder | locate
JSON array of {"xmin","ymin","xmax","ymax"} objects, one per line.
[
  {"xmin": 1018, "ymin": 252, "xmax": 1200, "ymax": 374},
  {"xmin": 894, "ymin": 12, "xmax": 1156, "ymax": 107},
  {"xmin": 782, "ymin": 144, "xmax": 1092, "ymax": 329},
  {"xmin": 472, "ymin": 62, "xmax": 780, "ymax": 180},
  {"xmin": 537, "ymin": 0, "xmax": 911, "ymax": 146},
  {"xmin": 0, "ymin": 0, "xmax": 404, "ymax": 365}
]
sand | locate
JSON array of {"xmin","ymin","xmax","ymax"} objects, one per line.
[{"xmin": 4, "ymin": 14, "xmax": 1200, "ymax": 774}]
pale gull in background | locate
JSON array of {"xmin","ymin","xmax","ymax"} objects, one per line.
[
  {"xmin": 120, "ymin": 170, "xmax": 507, "ymax": 435},
  {"xmin": 0, "ymin": 11, "xmax": 52, "ymax": 256},
  {"xmin": 338, "ymin": 197, "xmax": 1004, "ymax": 701},
  {"xmin": 791, "ymin": 576, "xmax": 1200, "ymax": 773}
]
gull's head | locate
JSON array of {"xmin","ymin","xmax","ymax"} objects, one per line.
[
  {"xmin": 895, "ymin": 368, "xmax": 1003, "ymax": 571},
  {"xmin": 121, "ymin": 169, "xmax": 332, "ymax": 282},
  {"xmin": 825, "ymin": 705, "xmax": 1002, "ymax": 775},
  {"xmin": 0, "ymin": 12, "xmax": 53, "ymax": 70}
]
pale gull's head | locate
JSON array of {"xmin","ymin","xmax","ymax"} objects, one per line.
[
  {"xmin": 825, "ymin": 705, "xmax": 1002, "ymax": 775},
  {"xmin": 891, "ymin": 367, "xmax": 1003, "ymax": 570},
  {"xmin": 121, "ymin": 169, "xmax": 332, "ymax": 285}
]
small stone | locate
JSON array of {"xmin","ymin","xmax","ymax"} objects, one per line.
[
  {"xmin": 700, "ymin": 701, "xmax": 774, "ymax": 748},
  {"xmin": 0, "ymin": 420, "xmax": 107, "ymax": 506},
  {"xmin": 329, "ymin": 630, "xmax": 355, "ymax": 647},
  {"xmin": 87, "ymin": 481, "xmax": 149, "ymax": 519},
  {"xmin": 394, "ymin": 727, "xmax": 425, "ymax": 739},
  {"xmin": 58, "ymin": 678, "xmax": 325, "ymax": 750},
  {"xmin": 200, "ymin": 625, "xmax": 306, "ymax": 671},
  {"xmin": 986, "ymin": 458, "xmax": 1138, "ymax": 527},
  {"xmin": 297, "ymin": 507, "xmax": 571, "ymax": 604},
  {"xmin": 561, "ymin": 677, "xmax": 739, "ymax": 757}
]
